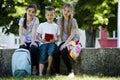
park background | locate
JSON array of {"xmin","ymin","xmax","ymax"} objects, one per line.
[
  {"xmin": 0, "ymin": 0, "xmax": 120, "ymax": 80},
  {"xmin": 0, "ymin": 0, "xmax": 118, "ymax": 49}
]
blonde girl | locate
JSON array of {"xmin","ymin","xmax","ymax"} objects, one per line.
[{"xmin": 54, "ymin": 3, "xmax": 80, "ymax": 78}]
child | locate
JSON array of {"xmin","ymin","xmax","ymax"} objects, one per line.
[
  {"xmin": 18, "ymin": 4, "xmax": 40, "ymax": 75},
  {"xmin": 54, "ymin": 3, "xmax": 80, "ymax": 78},
  {"xmin": 37, "ymin": 6, "xmax": 60, "ymax": 76}
]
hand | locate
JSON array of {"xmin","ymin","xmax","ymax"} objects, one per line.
[
  {"xmin": 30, "ymin": 42, "xmax": 38, "ymax": 47},
  {"xmin": 41, "ymin": 39, "xmax": 46, "ymax": 43},
  {"xmin": 50, "ymin": 39, "xmax": 56, "ymax": 43},
  {"xmin": 20, "ymin": 41, "xmax": 26, "ymax": 46},
  {"xmin": 60, "ymin": 43, "xmax": 67, "ymax": 50},
  {"xmin": 57, "ymin": 41, "xmax": 62, "ymax": 46}
]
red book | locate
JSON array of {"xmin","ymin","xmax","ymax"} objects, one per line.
[{"xmin": 45, "ymin": 33, "xmax": 54, "ymax": 41}]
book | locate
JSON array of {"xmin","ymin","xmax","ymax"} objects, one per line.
[{"xmin": 45, "ymin": 33, "xmax": 54, "ymax": 41}]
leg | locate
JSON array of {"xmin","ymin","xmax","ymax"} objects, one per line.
[
  {"xmin": 39, "ymin": 44, "xmax": 48, "ymax": 76},
  {"xmin": 47, "ymin": 55, "xmax": 53, "ymax": 71},
  {"xmin": 47, "ymin": 43, "xmax": 57, "ymax": 75},
  {"xmin": 53, "ymin": 45, "xmax": 61, "ymax": 74},
  {"xmin": 29, "ymin": 44, "xmax": 39, "ymax": 75},
  {"xmin": 19, "ymin": 45, "xmax": 26, "ymax": 49},
  {"xmin": 20, "ymin": 43, "xmax": 40, "ymax": 75},
  {"xmin": 19, "ymin": 42, "xmax": 30, "ymax": 49},
  {"xmin": 39, "ymin": 64, "xmax": 44, "ymax": 76},
  {"xmin": 61, "ymin": 47, "xmax": 75, "ymax": 78},
  {"xmin": 54, "ymin": 42, "xmax": 67, "ymax": 74},
  {"xmin": 61, "ymin": 47, "xmax": 72, "ymax": 73},
  {"xmin": 19, "ymin": 43, "xmax": 27, "ymax": 49}
]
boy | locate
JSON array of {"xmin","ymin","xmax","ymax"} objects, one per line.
[{"xmin": 37, "ymin": 6, "xmax": 60, "ymax": 76}]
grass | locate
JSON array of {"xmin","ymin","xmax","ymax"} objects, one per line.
[{"xmin": 0, "ymin": 74, "xmax": 120, "ymax": 80}]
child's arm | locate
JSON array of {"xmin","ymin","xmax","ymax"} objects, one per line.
[
  {"xmin": 19, "ymin": 25, "xmax": 26, "ymax": 46},
  {"xmin": 38, "ymin": 33, "xmax": 46, "ymax": 43},
  {"xmin": 60, "ymin": 28, "xmax": 76, "ymax": 50},
  {"xmin": 31, "ymin": 24, "xmax": 39, "ymax": 46},
  {"xmin": 50, "ymin": 35, "xmax": 60, "ymax": 43}
]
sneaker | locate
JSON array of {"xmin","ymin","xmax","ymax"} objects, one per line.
[
  {"xmin": 39, "ymin": 74, "xmax": 43, "ymax": 76},
  {"xmin": 32, "ymin": 70, "xmax": 37, "ymax": 75},
  {"xmin": 46, "ymin": 69, "xmax": 51, "ymax": 76},
  {"xmin": 55, "ymin": 73, "xmax": 60, "ymax": 76},
  {"xmin": 67, "ymin": 72, "xmax": 75, "ymax": 78}
]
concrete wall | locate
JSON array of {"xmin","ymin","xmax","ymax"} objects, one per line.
[
  {"xmin": 0, "ymin": 48, "xmax": 120, "ymax": 77},
  {"xmin": 0, "ymin": 49, "xmax": 15, "ymax": 77}
]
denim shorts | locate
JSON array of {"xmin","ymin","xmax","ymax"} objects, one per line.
[{"xmin": 39, "ymin": 43, "xmax": 57, "ymax": 64}]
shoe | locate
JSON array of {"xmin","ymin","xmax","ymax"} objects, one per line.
[
  {"xmin": 55, "ymin": 73, "xmax": 60, "ymax": 76},
  {"xmin": 67, "ymin": 72, "xmax": 75, "ymax": 78},
  {"xmin": 39, "ymin": 74, "xmax": 43, "ymax": 76},
  {"xmin": 32, "ymin": 70, "xmax": 37, "ymax": 75},
  {"xmin": 46, "ymin": 69, "xmax": 51, "ymax": 76}
]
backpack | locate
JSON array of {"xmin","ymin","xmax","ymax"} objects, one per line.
[
  {"xmin": 67, "ymin": 40, "xmax": 82, "ymax": 61},
  {"xmin": 12, "ymin": 48, "xmax": 31, "ymax": 77}
]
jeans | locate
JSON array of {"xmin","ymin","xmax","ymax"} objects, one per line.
[
  {"xmin": 39, "ymin": 43, "xmax": 57, "ymax": 64},
  {"xmin": 19, "ymin": 41, "xmax": 39, "ymax": 66}
]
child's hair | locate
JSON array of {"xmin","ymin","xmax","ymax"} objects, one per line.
[
  {"xmin": 60, "ymin": 3, "xmax": 74, "ymax": 38},
  {"xmin": 45, "ymin": 6, "xmax": 55, "ymax": 13},
  {"xmin": 23, "ymin": 4, "xmax": 37, "ymax": 29}
]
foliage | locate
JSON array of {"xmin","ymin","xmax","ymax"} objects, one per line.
[
  {"xmin": 0, "ymin": 0, "xmax": 16, "ymax": 34},
  {"xmin": 0, "ymin": 0, "xmax": 117, "ymax": 36},
  {"xmin": 74, "ymin": 0, "xmax": 117, "ymax": 32},
  {"xmin": 74, "ymin": 0, "xmax": 117, "ymax": 47},
  {"xmin": 0, "ymin": 0, "xmax": 67, "ymax": 35}
]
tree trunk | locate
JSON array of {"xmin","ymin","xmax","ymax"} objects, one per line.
[{"xmin": 85, "ymin": 28, "xmax": 96, "ymax": 47}]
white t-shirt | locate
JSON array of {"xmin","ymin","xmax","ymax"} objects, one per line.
[
  {"xmin": 37, "ymin": 22, "xmax": 60, "ymax": 44},
  {"xmin": 18, "ymin": 17, "xmax": 39, "ymax": 42}
]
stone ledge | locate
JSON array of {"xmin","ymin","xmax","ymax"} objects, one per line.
[{"xmin": 0, "ymin": 48, "xmax": 120, "ymax": 77}]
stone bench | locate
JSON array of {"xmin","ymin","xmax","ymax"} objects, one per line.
[{"xmin": 0, "ymin": 48, "xmax": 120, "ymax": 77}]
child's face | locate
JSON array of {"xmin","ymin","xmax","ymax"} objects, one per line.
[
  {"xmin": 45, "ymin": 10, "xmax": 55, "ymax": 23},
  {"xmin": 26, "ymin": 8, "xmax": 36, "ymax": 19},
  {"xmin": 62, "ymin": 7, "xmax": 72, "ymax": 18}
]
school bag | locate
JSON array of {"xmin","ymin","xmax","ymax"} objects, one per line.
[
  {"xmin": 67, "ymin": 40, "xmax": 82, "ymax": 61},
  {"xmin": 12, "ymin": 48, "xmax": 31, "ymax": 77}
]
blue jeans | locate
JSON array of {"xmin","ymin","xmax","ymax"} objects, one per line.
[{"xmin": 39, "ymin": 43, "xmax": 57, "ymax": 64}]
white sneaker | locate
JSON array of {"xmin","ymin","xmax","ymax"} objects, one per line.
[
  {"xmin": 67, "ymin": 72, "xmax": 75, "ymax": 78},
  {"xmin": 39, "ymin": 74, "xmax": 43, "ymax": 76},
  {"xmin": 55, "ymin": 73, "xmax": 60, "ymax": 76}
]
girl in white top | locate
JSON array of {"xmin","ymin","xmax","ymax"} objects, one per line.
[{"xmin": 18, "ymin": 4, "xmax": 39, "ymax": 75}]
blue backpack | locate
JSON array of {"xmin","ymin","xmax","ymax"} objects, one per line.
[{"xmin": 12, "ymin": 48, "xmax": 31, "ymax": 77}]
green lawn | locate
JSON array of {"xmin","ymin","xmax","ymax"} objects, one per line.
[{"xmin": 0, "ymin": 74, "xmax": 120, "ymax": 80}]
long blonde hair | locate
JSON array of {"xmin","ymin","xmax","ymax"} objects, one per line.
[{"xmin": 60, "ymin": 3, "xmax": 73, "ymax": 38}]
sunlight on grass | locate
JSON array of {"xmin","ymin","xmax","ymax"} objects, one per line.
[{"xmin": 0, "ymin": 74, "xmax": 120, "ymax": 80}]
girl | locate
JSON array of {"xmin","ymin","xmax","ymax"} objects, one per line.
[
  {"xmin": 18, "ymin": 4, "xmax": 40, "ymax": 75},
  {"xmin": 54, "ymin": 3, "xmax": 80, "ymax": 78}
]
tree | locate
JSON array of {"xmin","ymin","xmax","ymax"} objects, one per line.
[
  {"xmin": 0, "ymin": 0, "xmax": 17, "ymax": 34},
  {"xmin": 74, "ymin": 0, "xmax": 117, "ymax": 47},
  {"xmin": 0, "ymin": 0, "xmax": 31, "ymax": 35},
  {"xmin": 0, "ymin": 0, "xmax": 67, "ymax": 35}
]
